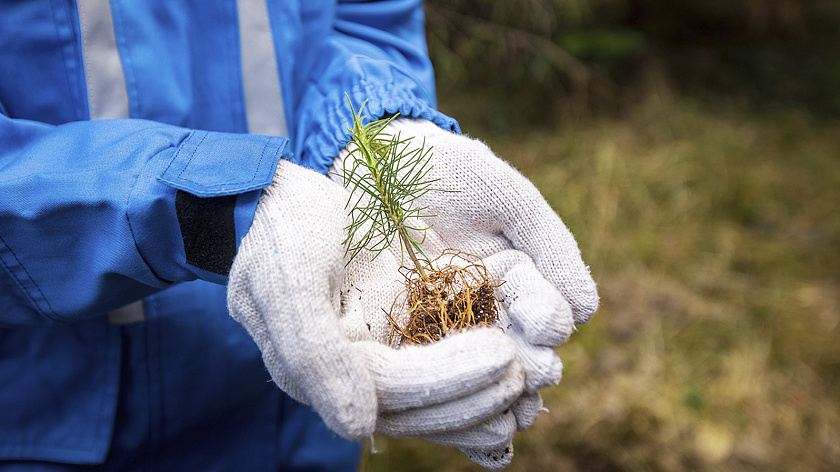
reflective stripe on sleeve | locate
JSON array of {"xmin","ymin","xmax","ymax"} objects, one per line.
[
  {"xmin": 77, "ymin": 0, "xmax": 130, "ymax": 120},
  {"xmin": 236, "ymin": 0, "xmax": 289, "ymax": 137}
]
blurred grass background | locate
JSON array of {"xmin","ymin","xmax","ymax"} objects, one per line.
[{"xmin": 361, "ymin": 1, "xmax": 839, "ymax": 470}]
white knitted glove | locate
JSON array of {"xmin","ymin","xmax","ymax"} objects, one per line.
[
  {"xmin": 340, "ymin": 246, "xmax": 535, "ymax": 457},
  {"xmin": 333, "ymin": 118, "xmax": 599, "ymax": 469},
  {"xmin": 227, "ymin": 159, "xmax": 525, "ymax": 446}
]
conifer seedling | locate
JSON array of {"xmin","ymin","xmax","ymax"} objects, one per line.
[{"xmin": 338, "ymin": 98, "xmax": 502, "ymax": 345}]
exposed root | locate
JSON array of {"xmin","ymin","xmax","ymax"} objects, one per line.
[{"xmin": 388, "ymin": 250, "xmax": 504, "ymax": 346}]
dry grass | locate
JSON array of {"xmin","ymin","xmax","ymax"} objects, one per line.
[{"xmin": 359, "ymin": 91, "xmax": 840, "ymax": 471}]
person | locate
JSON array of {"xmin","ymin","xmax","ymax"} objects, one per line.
[{"xmin": 0, "ymin": 0, "xmax": 598, "ymax": 470}]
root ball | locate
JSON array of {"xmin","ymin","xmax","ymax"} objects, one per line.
[{"xmin": 388, "ymin": 250, "xmax": 503, "ymax": 345}]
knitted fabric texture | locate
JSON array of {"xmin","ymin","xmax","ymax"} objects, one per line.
[
  {"xmin": 332, "ymin": 118, "xmax": 599, "ymax": 468},
  {"xmin": 227, "ymin": 160, "xmax": 526, "ymax": 454}
]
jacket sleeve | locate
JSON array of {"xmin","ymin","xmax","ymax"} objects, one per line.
[
  {"xmin": 0, "ymin": 114, "xmax": 287, "ymax": 326},
  {"xmin": 291, "ymin": 0, "xmax": 461, "ymax": 173}
]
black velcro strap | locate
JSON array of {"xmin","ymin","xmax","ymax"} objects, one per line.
[{"xmin": 175, "ymin": 190, "xmax": 237, "ymax": 275}]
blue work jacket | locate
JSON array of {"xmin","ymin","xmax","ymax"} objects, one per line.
[{"xmin": 0, "ymin": 0, "xmax": 457, "ymax": 469}]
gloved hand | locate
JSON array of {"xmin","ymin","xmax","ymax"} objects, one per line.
[
  {"xmin": 338, "ymin": 246, "xmax": 553, "ymax": 469},
  {"xmin": 227, "ymin": 160, "xmax": 526, "ymax": 451},
  {"xmin": 332, "ymin": 117, "xmax": 599, "ymax": 469}
]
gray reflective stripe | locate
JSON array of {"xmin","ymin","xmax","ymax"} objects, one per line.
[
  {"xmin": 108, "ymin": 300, "xmax": 145, "ymax": 325},
  {"xmin": 237, "ymin": 0, "xmax": 288, "ymax": 137},
  {"xmin": 77, "ymin": 0, "xmax": 129, "ymax": 120}
]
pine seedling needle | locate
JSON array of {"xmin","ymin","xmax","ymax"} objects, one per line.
[{"xmin": 337, "ymin": 96, "xmax": 442, "ymax": 280}]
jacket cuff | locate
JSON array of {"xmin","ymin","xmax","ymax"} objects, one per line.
[
  {"xmin": 130, "ymin": 130, "xmax": 289, "ymax": 285},
  {"xmin": 296, "ymin": 81, "xmax": 461, "ymax": 174}
]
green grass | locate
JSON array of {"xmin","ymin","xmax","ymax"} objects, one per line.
[{"xmin": 359, "ymin": 91, "xmax": 840, "ymax": 472}]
